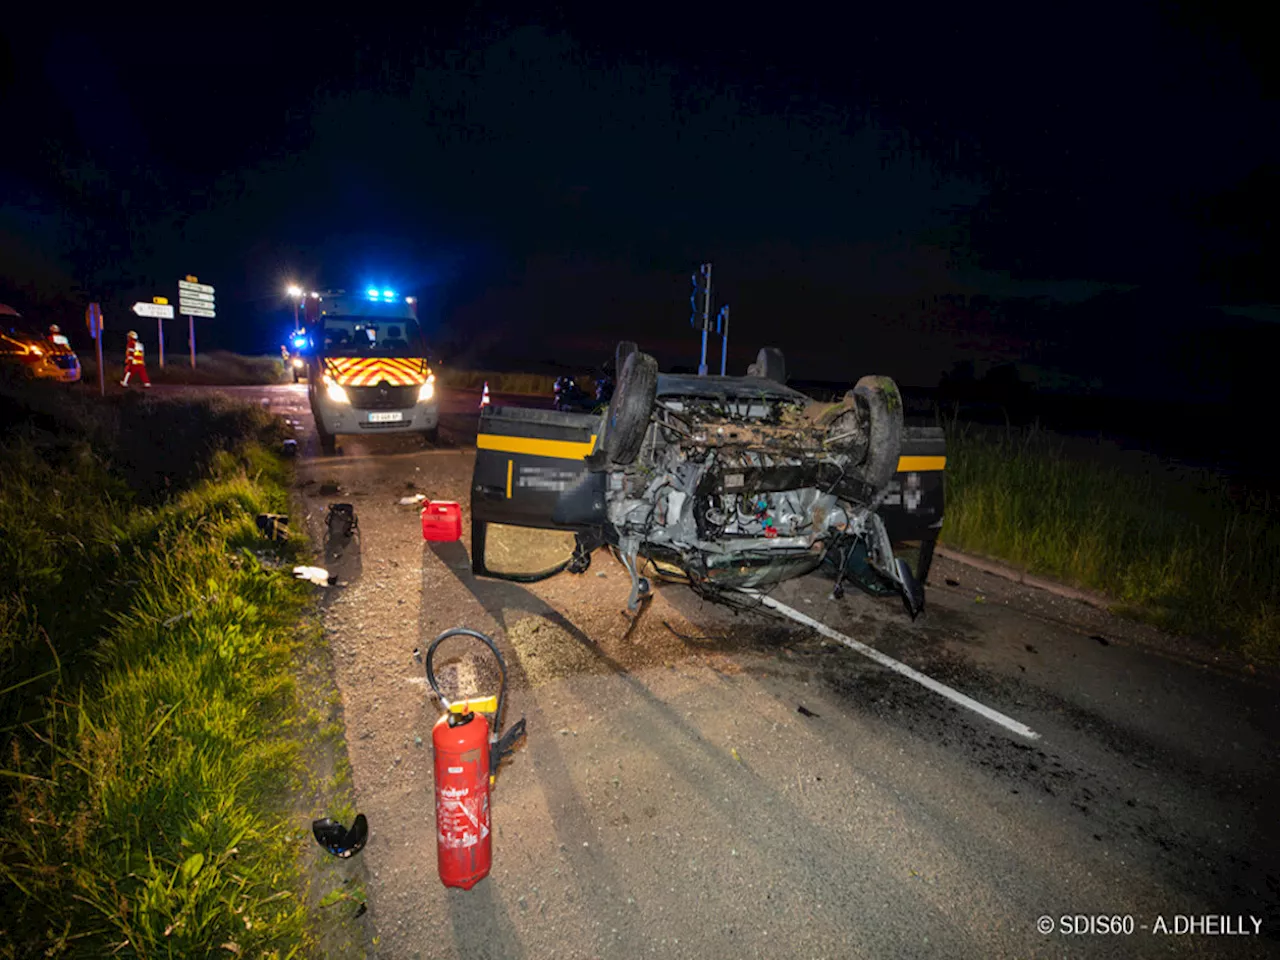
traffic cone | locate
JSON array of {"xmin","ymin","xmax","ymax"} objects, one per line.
[{"xmin": 480, "ymin": 381, "xmax": 491, "ymax": 408}]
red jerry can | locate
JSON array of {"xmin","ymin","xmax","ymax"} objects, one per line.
[{"xmin": 422, "ymin": 501, "xmax": 462, "ymax": 541}]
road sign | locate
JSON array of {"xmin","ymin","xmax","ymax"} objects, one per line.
[
  {"xmin": 178, "ymin": 280, "xmax": 214, "ymax": 295},
  {"xmin": 178, "ymin": 290, "xmax": 215, "ymax": 303},
  {"xmin": 180, "ymin": 306, "xmax": 216, "ymax": 318},
  {"xmin": 153, "ymin": 296, "xmax": 169, "ymax": 305},
  {"xmin": 133, "ymin": 302, "xmax": 175, "ymax": 319}
]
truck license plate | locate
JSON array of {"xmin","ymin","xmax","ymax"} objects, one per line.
[{"xmin": 368, "ymin": 411, "xmax": 403, "ymax": 423}]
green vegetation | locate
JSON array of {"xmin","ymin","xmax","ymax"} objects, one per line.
[
  {"xmin": 942, "ymin": 423, "xmax": 1280, "ymax": 661},
  {"xmin": 0, "ymin": 375, "xmax": 348, "ymax": 957},
  {"xmin": 435, "ymin": 367, "xmax": 558, "ymax": 395},
  {"xmin": 79, "ymin": 350, "xmax": 288, "ymax": 386}
]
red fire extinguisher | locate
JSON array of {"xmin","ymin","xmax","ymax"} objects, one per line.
[{"xmin": 425, "ymin": 627, "xmax": 526, "ymax": 890}]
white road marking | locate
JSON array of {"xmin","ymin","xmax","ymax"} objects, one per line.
[{"xmin": 745, "ymin": 592, "xmax": 1041, "ymax": 741}]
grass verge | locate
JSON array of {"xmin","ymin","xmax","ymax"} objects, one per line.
[
  {"xmin": 0, "ymin": 374, "xmax": 349, "ymax": 957},
  {"xmin": 941, "ymin": 422, "xmax": 1280, "ymax": 662},
  {"xmin": 435, "ymin": 367, "xmax": 557, "ymax": 395},
  {"xmin": 79, "ymin": 351, "xmax": 288, "ymax": 386}
]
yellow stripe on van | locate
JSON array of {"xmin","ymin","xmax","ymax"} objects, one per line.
[
  {"xmin": 477, "ymin": 433, "xmax": 597, "ymax": 460},
  {"xmin": 896, "ymin": 456, "xmax": 946, "ymax": 472}
]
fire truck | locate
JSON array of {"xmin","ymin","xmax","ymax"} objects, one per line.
[{"xmin": 302, "ymin": 288, "xmax": 439, "ymax": 455}]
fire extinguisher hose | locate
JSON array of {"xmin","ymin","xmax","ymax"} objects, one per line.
[{"xmin": 424, "ymin": 627, "xmax": 510, "ymax": 736}]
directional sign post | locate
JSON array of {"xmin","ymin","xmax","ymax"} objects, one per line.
[
  {"xmin": 178, "ymin": 277, "xmax": 215, "ymax": 369},
  {"xmin": 86, "ymin": 303, "xmax": 105, "ymax": 397},
  {"xmin": 133, "ymin": 299, "xmax": 175, "ymax": 368}
]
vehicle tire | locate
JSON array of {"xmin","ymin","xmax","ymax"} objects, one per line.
[
  {"xmin": 603, "ymin": 350, "xmax": 658, "ymax": 465},
  {"xmin": 318, "ymin": 427, "xmax": 337, "ymax": 456},
  {"xmin": 420, "ymin": 426, "xmax": 440, "ymax": 447},
  {"xmin": 852, "ymin": 375, "xmax": 904, "ymax": 491},
  {"xmin": 753, "ymin": 347, "xmax": 786, "ymax": 383},
  {"xmin": 615, "ymin": 341, "xmax": 638, "ymax": 379}
]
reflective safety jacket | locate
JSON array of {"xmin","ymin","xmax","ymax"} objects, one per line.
[{"xmin": 126, "ymin": 340, "xmax": 145, "ymax": 365}]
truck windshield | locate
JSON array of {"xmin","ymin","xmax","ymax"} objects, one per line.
[{"xmin": 321, "ymin": 317, "xmax": 424, "ymax": 358}]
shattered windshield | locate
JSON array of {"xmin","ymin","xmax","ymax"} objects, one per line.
[{"xmin": 321, "ymin": 317, "xmax": 425, "ymax": 358}]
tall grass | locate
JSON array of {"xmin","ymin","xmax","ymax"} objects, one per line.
[
  {"xmin": 436, "ymin": 368, "xmax": 558, "ymax": 395},
  {"xmin": 942, "ymin": 422, "xmax": 1280, "ymax": 660},
  {"xmin": 79, "ymin": 351, "xmax": 288, "ymax": 386},
  {"xmin": 0, "ymin": 378, "xmax": 320, "ymax": 957}
]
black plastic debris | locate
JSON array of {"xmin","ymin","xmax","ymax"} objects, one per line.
[
  {"xmin": 326, "ymin": 503, "xmax": 358, "ymax": 540},
  {"xmin": 312, "ymin": 814, "xmax": 368, "ymax": 858},
  {"xmin": 945, "ymin": 578, "xmax": 960, "ymax": 587},
  {"xmin": 256, "ymin": 514, "xmax": 290, "ymax": 541},
  {"xmin": 797, "ymin": 705, "xmax": 820, "ymax": 718},
  {"xmin": 1092, "ymin": 634, "xmax": 1110, "ymax": 646}
]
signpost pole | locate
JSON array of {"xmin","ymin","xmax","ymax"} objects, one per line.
[
  {"xmin": 158, "ymin": 318, "xmax": 165, "ymax": 368},
  {"xmin": 188, "ymin": 315, "xmax": 196, "ymax": 369},
  {"xmin": 697, "ymin": 263, "xmax": 712, "ymax": 376},
  {"xmin": 92, "ymin": 303, "xmax": 105, "ymax": 397},
  {"xmin": 719, "ymin": 305, "xmax": 729, "ymax": 376}
]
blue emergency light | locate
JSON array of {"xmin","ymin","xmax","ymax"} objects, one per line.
[{"xmin": 292, "ymin": 335, "xmax": 306, "ymax": 349}]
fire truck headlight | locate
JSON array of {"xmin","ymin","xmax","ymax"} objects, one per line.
[
  {"xmin": 292, "ymin": 358, "xmax": 304, "ymax": 369},
  {"xmin": 417, "ymin": 376, "xmax": 435, "ymax": 403},
  {"xmin": 326, "ymin": 381, "xmax": 350, "ymax": 404}
]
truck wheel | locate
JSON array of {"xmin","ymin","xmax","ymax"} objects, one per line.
[
  {"xmin": 603, "ymin": 350, "xmax": 658, "ymax": 465},
  {"xmin": 318, "ymin": 427, "xmax": 337, "ymax": 456},
  {"xmin": 852, "ymin": 375, "xmax": 904, "ymax": 492},
  {"xmin": 753, "ymin": 347, "xmax": 786, "ymax": 384}
]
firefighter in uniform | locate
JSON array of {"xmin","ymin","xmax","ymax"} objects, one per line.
[
  {"xmin": 121, "ymin": 330, "xmax": 151, "ymax": 388},
  {"xmin": 47, "ymin": 324, "xmax": 68, "ymax": 346}
]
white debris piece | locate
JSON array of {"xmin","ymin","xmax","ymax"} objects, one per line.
[{"xmin": 293, "ymin": 565, "xmax": 333, "ymax": 585}]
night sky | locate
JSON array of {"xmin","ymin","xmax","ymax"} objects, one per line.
[{"xmin": 1, "ymin": 3, "xmax": 1275, "ymax": 396}]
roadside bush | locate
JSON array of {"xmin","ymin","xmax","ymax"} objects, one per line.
[{"xmin": 942, "ymin": 422, "xmax": 1280, "ymax": 661}]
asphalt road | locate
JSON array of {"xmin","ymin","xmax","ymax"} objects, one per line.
[{"xmin": 184, "ymin": 384, "xmax": 1279, "ymax": 959}]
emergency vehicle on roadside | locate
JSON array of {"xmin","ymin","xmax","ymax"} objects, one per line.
[
  {"xmin": 301, "ymin": 289, "xmax": 439, "ymax": 454},
  {"xmin": 0, "ymin": 304, "xmax": 81, "ymax": 382}
]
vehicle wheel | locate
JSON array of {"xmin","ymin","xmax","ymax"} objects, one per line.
[
  {"xmin": 318, "ymin": 428, "xmax": 337, "ymax": 456},
  {"xmin": 603, "ymin": 350, "xmax": 658, "ymax": 465},
  {"xmin": 753, "ymin": 347, "xmax": 786, "ymax": 384},
  {"xmin": 852, "ymin": 374, "xmax": 904, "ymax": 491},
  {"xmin": 420, "ymin": 426, "xmax": 440, "ymax": 447},
  {"xmin": 615, "ymin": 340, "xmax": 638, "ymax": 378}
]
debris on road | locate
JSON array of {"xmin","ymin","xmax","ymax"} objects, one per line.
[
  {"xmin": 398, "ymin": 493, "xmax": 427, "ymax": 505},
  {"xmin": 326, "ymin": 503, "xmax": 358, "ymax": 540},
  {"xmin": 312, "ymin": 814, "xmax": 369, "ymax": 858},
  {"xmin": 255, "ymin": 513, "xmax": 289, "ymax": 541},
  {"xmin": 281, "ymin": 438, "xmax": 298, "ymax": 457},
  {"xmin": 797, "ymin": 704, "xmax": 820, "ymax": 718},
  {"xmin": 293, "ymin": 565, "xmax": 336, "ymax": 586}
]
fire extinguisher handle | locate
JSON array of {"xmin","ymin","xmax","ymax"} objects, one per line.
[{"xmin": 424, "ymin": 627, "xmax": 511, "ymax": 734}]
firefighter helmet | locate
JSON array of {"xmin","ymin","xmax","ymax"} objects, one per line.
[
  {"xmin": 127, "ymin": 330, "xmax": 138, "ymax": 339},
  {"xmin": 49, "ymin": 324, "xmax": 61, "ymax": 334}
]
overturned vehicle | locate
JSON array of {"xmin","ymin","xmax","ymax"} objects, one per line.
[{"xmin": 470, "ymin": 343, "xmax": 944, "ymax": 616}]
